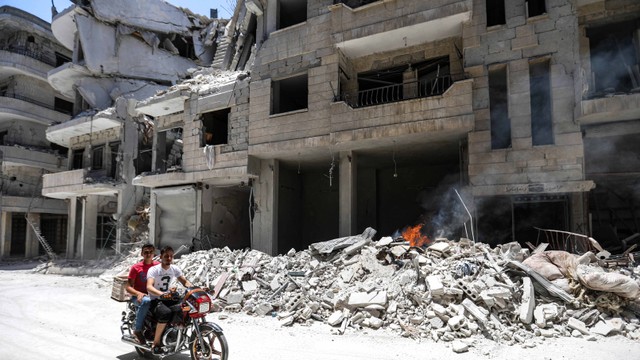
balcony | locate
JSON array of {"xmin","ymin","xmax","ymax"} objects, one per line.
[
  {"xmin": 330, "ymin": 79, "xmax": 474, "ymax": 145},
  {"xmin": 0, "ymin": 48, "xmax": 54, "ymax": 80},
  {"xmin": 136, "ymin": 89, "xmax": 190, "ymax": 117},
  {"xmin": 330, "ymin": 0, "xmax": 471, "ymax": 58},
  {"xmin": 46, "ymin": 109, "xmax": 122, "ymax": 147},
  {"xmin": 340, "ymin": 75, "xmax": 456, "ymax": 108},
  {"xmin": 0, "ymin": 195, "xmax": 67, "ymax": 214},
  {"xmin": 0, "ymin": 145, "xmax": 65, "ymax": 172},
  {"xmin": 578, "ymin": 92, "xmax": 640, "ymax": 125},
  {"xmin": 0, "ymin": 93, "xmax": 71, "ymax": 125},
  {"xmin": 42, "ymin": 168, "xmax": 123, "ymax": 199}
]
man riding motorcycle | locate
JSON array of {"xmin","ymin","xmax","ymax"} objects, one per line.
[{"xmin": 146, "ymin": 245, "xmax": 193, "ymax": 355}]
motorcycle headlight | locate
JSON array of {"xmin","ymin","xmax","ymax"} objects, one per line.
[{"xmin": 198, "ymin": 301, "xmax": 210, "ymax": 313}]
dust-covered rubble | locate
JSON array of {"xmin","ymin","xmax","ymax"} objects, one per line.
[{"xmin": 106, "ymin": 228, "xmax": 640, "ymax": 352}]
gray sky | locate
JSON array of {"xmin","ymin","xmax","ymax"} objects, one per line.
[{"xmin": 1, "ymin": 0, "xmax": 234, "ymax": 22}]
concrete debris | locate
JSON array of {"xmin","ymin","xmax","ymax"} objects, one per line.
[{"xmin": 108, "ymin": 234, "xmax": 640, "ymax": 352}]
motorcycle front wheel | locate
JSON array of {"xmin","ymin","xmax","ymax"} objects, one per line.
[{"xmin": 189, "ymin": 323, "xmax": 228, "ymax": 360}]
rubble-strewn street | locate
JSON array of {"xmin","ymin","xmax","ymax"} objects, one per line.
[
  {"xmin": 2, "ymin": 264, "xmax": 640, "ymax": 360},
  {"xmin": 30, "ymin": 228, "xmax": 637, "ymax": 357}
]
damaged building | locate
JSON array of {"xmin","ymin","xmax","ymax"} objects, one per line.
[
  {"xmin": 3, "ymin": 0, "xmax": 639, "ymax": 260},
  {"xmin": 39, "ymin": 0, "xmax": 232, "ymax": 259},
  {"xmin": 246, "ymin": 0, "xmax": 640, "ymax": 256},
  {"xmin": 0, "ymin": 6, "xmax": 71, "ymax": 259}
]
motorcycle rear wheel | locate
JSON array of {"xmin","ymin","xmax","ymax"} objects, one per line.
[{"xmin": 189, "ymin": 323, "xmax": 228, "ymax": 360}]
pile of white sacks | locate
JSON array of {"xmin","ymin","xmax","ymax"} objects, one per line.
[{"xmin": 110, "ymin": 228, "xmax": 640, "ymax": 352}]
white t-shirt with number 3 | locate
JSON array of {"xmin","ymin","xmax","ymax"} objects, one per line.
[{"xmin": 147, "ymin": 264, "xmax": 183, "ymax": 300}]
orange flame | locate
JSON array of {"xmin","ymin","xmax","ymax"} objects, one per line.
[{"xmin": 402, "ymin": 224, "xmax": 431, "ymax": 247}]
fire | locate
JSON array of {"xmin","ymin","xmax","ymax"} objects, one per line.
[{"xmin": 402, "ymin": 224, "xmax": 431, "ymax": 247}]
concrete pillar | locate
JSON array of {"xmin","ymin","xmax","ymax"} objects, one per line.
[
  {"xmin": 79, "ymin": 196, "xmax": 98, "ymax": 259},
  {"xmin": 339, "ymin": 151, "xmax": 357, "ymax": 236},
  {"xmin": 25, "ymin": 213, "xmax": 41, "ymax": 257},
  {"xmin": 149, "ymin": 191, "xmax": 158, "ymax": 248},
  {"xmin": 252, "ymin": 159, "xmax": 278, "ymax": 255},
  {"xmin": 0, "ymin": 211, "xmax": 11, "ymax": 258},
  {"xmin": 66, "ymin": 197, "xmax": 77, "ymax": 259}
]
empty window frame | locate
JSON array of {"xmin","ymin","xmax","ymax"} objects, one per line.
[
  {"xmin": 55, "ymin": 52, "xmax": 71, "ymax": 67},
  {"xmin": 277, "ymin": 0, "xmax": 307, "ymax": 29},
  {"xmin": 486, "ymin": 0, "xmax": 506, "ymax": 27},
  {"xmin": 201, "ymin": 108, "xmax": 230, "ymax": 146},
  {"xmin": 489, "ymin": 65, "xmax": 511, "ymax": 149},
  {"xmin": 109, "ymin": 142, "xmax": 120, "ymax": 179},
  {"xmin": 529, "ymin": 59, "xmax": 553, "ymax": 146},
  {"xmin": 96, "ymin": 215, "xmax": 116, "ymax": 251},
  {"xmin": 54, "ymin": 97, "xmax": 73, "ymax": 115},
  {"xmin": 586, "ymin": 20, "xmax": 640, "ymax": 96},
  {"xmin": 526, "ymin": 0, "xmax": 546, "ymax": 18},
  {"xmin": 271, "ymin": 74, "xmax": 308, "ymax": 115},
  {"xmin": 92, "ymin": 146, "xmax": 104, "ymax": 170},
  {"xmin": 72, "ymin": 149, "xmax": 84, "ymax": 169}
]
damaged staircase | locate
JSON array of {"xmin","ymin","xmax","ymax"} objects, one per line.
[{"xmin": 26, "ymin": 216, "xmax": 56, "ymax": 260}]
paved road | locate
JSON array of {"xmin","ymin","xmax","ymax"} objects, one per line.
[{"xmin": 1, "ymin": 267, "xmax": 640, "ymax": 360}]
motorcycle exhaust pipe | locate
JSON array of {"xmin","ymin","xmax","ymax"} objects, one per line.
[{"xmin": 121, "ymin": 335, "xmax": 152, "ymax": 352}]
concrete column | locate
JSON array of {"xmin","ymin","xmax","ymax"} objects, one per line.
[
  {"xmin": 66, "ymin": 197, "xmax": 77, "ymax": 259},
  {"xmin": 25, "ymin": 213, "xmax": 41, "ymax": 257},
  {"xmin": 79, "ymin": 196, "xmax": 98, "ymax": 259},
  {"xmin": 0, "ymin": 211, "xmax": 11, "ymax": 258},
  {"xmin": 149, "ymin": 191, "xmax": 158, "ymax": 248},
  {"xmin": 339, "ymin": 151, "xmax": 357, "ymax": 236},
  {"xmin": 252, "ymin": 159, "xmax": 278, "ymax": 255}
]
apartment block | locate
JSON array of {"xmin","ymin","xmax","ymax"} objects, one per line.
[
  {"xmin": 41, "ymin": 0, "xmax": 230, "ymax": 259},
  {"xmin": 0, "ymin": 6, "xmax": 71, "ymax": 259}
]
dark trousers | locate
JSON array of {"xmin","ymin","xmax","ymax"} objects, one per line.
[{"xmin": 151, "ymin": 299, "xmax": 182, "ymax": 324}]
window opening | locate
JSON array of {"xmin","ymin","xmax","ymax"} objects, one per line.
[
  {"xmin": 0, "ymin": 130, "xmax": 7, "ymax": 145},
  {"xmin": 271, "ymin": 74, "xmax": 308, "ymax": 114},
  {"xmin": 96, "ymin": 215, "xmax": 116, "ymax": 251},
  {"xmin": 201, "ymin": 108, "xmax": 230, "ymax": 146},
  {"xmin": 92, "ymin": 146, "xmax": 104, "ymax": 170},
  {"xmin": 526, "ymin": 0, "xmax": 546, "ymax": 18},
  {"xmin": 486, "ymin": 0, "xmax": 506, "ymax": 27},
  {"xmin": 72, "ymin": 149, "xmax": 84, "ymax": 170},
  {"xmin": 109, "ymin": 142, "xmax": 120, "ymax": 179},
  {"xmin": 529, "ymin": 60, "xmax": 553, "ymax": 146},
  {"xmin": 54, "ymin": 97, "xmax": 73, "ymax": 115},
  {"xmin": 489, "ymin": 65, "xmax": 511, "ymax": 149},
  {"xmin": 55, "ymin": 52, "xmax": 71, "ymax": 67},
  {"xmin": 277, "ymin": 0, "xmax": 307, "ymax": 29},
  {"xmin": 586, "ymin": 19, "xmax": 640, "ymax": 97}
]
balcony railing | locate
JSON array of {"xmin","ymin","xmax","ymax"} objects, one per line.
[
  {"xmin": 1, "ymin": 46, "xmax": 56, "ymax": 67},
  {"xmin": 340, "ymin": 75, "xmax": 454, "ymax": 108},
  {"xmin": 0, "ymin": 93, "xmax": 72, "ymax": 115}
]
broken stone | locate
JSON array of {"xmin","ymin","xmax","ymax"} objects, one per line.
[
  {"xmin": 348, "ymin": 291, "xmax": 387, "ymax": 307},
  {"xmin": 567, "ymin": 317, "xmax": 590, "ymax": 335},
  {"xmin": 451, "ymin": 340, "xmax": 469, "ymax": 353},
  {"xmin": 591, "ymin": 320, "xmax": 614, "ymax": 336}
]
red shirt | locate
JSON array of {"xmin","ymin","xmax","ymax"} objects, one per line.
[{"xmin": 128, "ymin": 260, "xmax": 160, "ymax": 293}]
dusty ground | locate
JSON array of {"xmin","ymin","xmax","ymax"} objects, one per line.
[{"xmin": 1, "ymin": 263, "xmax": 639, "ymax": 360}]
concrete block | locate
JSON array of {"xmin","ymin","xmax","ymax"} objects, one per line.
[
  {"xmin": 567, "ymin": 317, "xmax": 590, "ymax": 335},
  {"xmin": 519, "ymin": 277, "xmax": 535, "ymax": 324},
  {"xmin": 452, "ymin": 340, "xmax": 469, "ymax": 353},
  {"xmin": 347, "ymin": 291, "xmax": 387, "ymax": 307},
  {"xmin": 426, "ymin": 275, "xmax": 445, "ymax": 296},
  {"xmin": 591, "ymin": 321, "xmax": 615, "ymax": 336}
]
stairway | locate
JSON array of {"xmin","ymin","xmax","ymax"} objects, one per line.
[
  {"xmin": 26, "ymin": 216, "xmax": 56, "ymax": 260},
  {"xmin": 211, "ymin": 35, "xmax": 231, "ymax": 69}
]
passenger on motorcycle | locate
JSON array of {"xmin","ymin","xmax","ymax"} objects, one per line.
[
  {"xmin": 146, "ymin": 245, "xmax": 193, "ymax": 355},
  {"xmin": 125, "ymin": 243, "xmax": 159, "ymax": 344}
]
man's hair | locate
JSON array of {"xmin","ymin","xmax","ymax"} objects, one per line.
[
  {"xmin": 141, "ymin": 243, "xmax": 155, "ymax": 252},
  {"xmin": 160, "ymin": 246, "xmax": 174, "ymax": 255}
]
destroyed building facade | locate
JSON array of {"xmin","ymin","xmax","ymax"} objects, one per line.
[
  {"xmin": 3, "ymin": 0, "xmax": 639, "ymax": 260},
  {"xmin": 38, "ymin": 0, "xmax": 227, "ymax": 259},
  {"xmin": 0, "ymin": 6, "xmax": 71, "ymax": 259},
  {"xmin": 246, "ymin": 0, "xmax": 640, "ymax": 255}
]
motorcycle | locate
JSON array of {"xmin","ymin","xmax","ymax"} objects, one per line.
[{"xmin": 120, "ymin": 287, "xmax": 228, "ymax": 359}]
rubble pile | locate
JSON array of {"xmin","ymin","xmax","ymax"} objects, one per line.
[
  {"xmin": 110, "ymin": 228, "xmax": 640, "ymax": 351},
  {"xmin": 153, "ymin": 229, "xmax": 640, "ymax": 350}
]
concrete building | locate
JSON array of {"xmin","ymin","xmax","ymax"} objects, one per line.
[
  {"xmin": 26, "ymin": 0, "xmax": 639, "ymax": 258},
  {"xmin": 244, "ymin": 0, "xmax": 639, "ymax": 255},
  {"xmin": 41, "ymin": 0, "xmax": 227, "ymax": 259},
  {"xmin": 0, "ymin": 6, "xmax": 71, "ymax": 259},
  {"xmin": 133, "ymin": 1, "xmax": 257, "ymax": 252}
]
